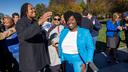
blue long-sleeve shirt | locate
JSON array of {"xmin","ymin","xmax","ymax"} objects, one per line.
[{"xmin": 106, "ymin": 19, "xmax": 121, "ymax": 37}]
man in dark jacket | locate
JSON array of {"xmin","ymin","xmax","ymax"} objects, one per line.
[
  {"xmin": 89, "ymin": 14, "xmax": 102, "ymax": 49},
  {"xmin": 80, "ymin": 10, "xmax": 93, "ymax": 32},
  {"xmin": 80, "ymin": 10, "xmax": 102, "ymax": 49}
]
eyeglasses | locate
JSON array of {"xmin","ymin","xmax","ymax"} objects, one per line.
[{"xmin": 54, "ymin": 18, "xmax": 61, "ymax": 21}]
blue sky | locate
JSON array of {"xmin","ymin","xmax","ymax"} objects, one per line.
[{"xmin": 0, "ymin": 0, "xmax": 50, "ymax": 16}]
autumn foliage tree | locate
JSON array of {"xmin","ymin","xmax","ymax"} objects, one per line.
[
  {"xmin": 84, "ymin": 0, "xmax": 112, "ymax": 15},
  {"xmin": 48, "ymin": 0, "xmax": 83, "ymax": 15},
  {"xmin": 110, "ymin": 0, "xmax": 128, "ymax": 13},
  {"xmin": 35, "ymin": 3, "xmax": 46, "ymax": 19}
]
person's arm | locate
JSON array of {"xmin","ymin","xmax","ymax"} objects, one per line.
[
  {"xmin": 16, "ymin": 21, "xmax": 42, "ymax": 40},
  {"xmin": 116, "ymin": 21, "xmax": 122, "ymax": 31},
  {"xmin": 86, "ymin": 30, "xmax": 95, "ymax": 63},
  {"xmin": 0, "ymin": 27, "xmax": 16, "ymax": 40},
  {"xmin": 6, "ymin": 27, "xmax": 16, "ymax": 37},
  {"xmin": 16, "ymin": 12, "xmax": 52, "ymax": 40},
  {"xmin": 126, "ymin": 24, "xmax": 128, "ymax": 30},
  {"xmin": 0, "ymin": 32, "xmax": 5, "ymax": 40},
  {"xmin": 58, "ymin": 30, "xmax": 65, "ymax": 63},
  {"xmin": 93, "ymin": 19, "xmax": 102, "ymax": 31}
]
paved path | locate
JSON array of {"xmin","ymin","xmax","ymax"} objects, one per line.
[{"xmin": 88, "ymin": 48, "xmax": 128, "ymax": 72}]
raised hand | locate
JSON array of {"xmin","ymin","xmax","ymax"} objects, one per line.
[
  {"xmin": 38, "ymin": 12, "xmax": 52, "ymax": 25},
  {"xmin": 117, "ymin": 26, "xmax": 122, "ymax": 30}
]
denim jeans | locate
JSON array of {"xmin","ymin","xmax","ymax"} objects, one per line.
[{"xmin": 92, "ymin": 36, "xmax": 98, "ymax": 49}]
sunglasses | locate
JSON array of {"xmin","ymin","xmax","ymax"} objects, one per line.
[{"xmin": 54, "ymin": 18, "xmax": 61, "ymax": 21}]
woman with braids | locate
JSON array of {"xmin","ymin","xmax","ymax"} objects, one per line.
[{"xmin": 16, "ymin": 3, "xmax": 52, "ymax": 72}]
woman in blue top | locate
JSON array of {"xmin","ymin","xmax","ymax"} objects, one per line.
[
  {"xmin": 106, "ymin": 13, "xmax": 122, "ymax": 63},
  {"xmin": 58, "ymin": 11, "xmax": 94, "ymax": 72}
]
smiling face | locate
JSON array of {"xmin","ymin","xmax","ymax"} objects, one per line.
[
  {"xmin": 3, "ymin": 17, "xmax": 14, "ymax": 29},
  {"xmin": 67, "ymin": 16, "xmax": 77, "ymax": 31},
  {"xmin": 26, "ymin": 4, "xmax": 35, "ymax": 19},
  {"xmin": 13, "ymin": 15, "xmax": 20, "ymax": 24},
  {"xmin": 112, "ymin": 13, "xmax": 120, "ymax": 22},
  {"xmin": 53, "ymin": 16, "xmax": 61, "ymax": 25},
  {"xmin": 87, "ymin": 13, "xmax": 92, "ymax": 19}
]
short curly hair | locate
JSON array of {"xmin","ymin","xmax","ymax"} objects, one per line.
[{"xmin": 64, "ymin": 11, "xmax": 82, "ymax": 26}]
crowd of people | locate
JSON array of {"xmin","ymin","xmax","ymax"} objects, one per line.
[{"xmin": 0, "ymin": 2, "xmax": 128, "ymax": 72}]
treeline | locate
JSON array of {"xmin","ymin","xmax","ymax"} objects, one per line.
[{"xmin": 0, "ymin": 0, "xmax": 128, "ymax": 19}]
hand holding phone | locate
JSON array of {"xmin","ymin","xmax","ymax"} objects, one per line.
[{"xmin": 38, "ymin": 12, "xmax": 52, "ymax": 25}]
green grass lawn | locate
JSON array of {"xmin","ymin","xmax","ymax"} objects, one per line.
[
  {"xmin": 97, "ymin": 24, "xmax": 126, "ymax": 50},
  {"xmin": 97, "ymin": 24, "xmax": 106, "ymax": 43}
]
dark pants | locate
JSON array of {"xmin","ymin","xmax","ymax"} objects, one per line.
[
  {"xmin": 124, "ymin": 30, "xmax": 128, "ymax": 48},
  {"xmin": 0, "ymin": 41, "xmax": 12, "ymax": 72},
  {"xmin": 107, "ymin": 48, "xmax": 118, "ymax": 63},
  {"xmin": 49, "ymin": 64, "xmax": 61, "ymax": 72},
  {"xmin": 124, "ymin": 33, "xmax": 128, "ymax": 62},
  {"xmin": 40, "ymin": 65, "xmax": 51, "ymax": 72},
  {"xmin": 0, "ymin": 41, "xmax": 19, "ymax": 72},
  {"xmin": 125, "ymin": 35, "xmax": 128, "ymax": 48}
]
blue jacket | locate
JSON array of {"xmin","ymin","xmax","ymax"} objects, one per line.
[
  {"xmin": 58, "ymin": 27, "xmax": 94, "ymax": 63},
  {"xmin": 106, "ymin": 20, "xmax": 120, "ymax": 37}
]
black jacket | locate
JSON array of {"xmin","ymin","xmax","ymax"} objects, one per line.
[
  {"xmin": 90, "ymin": 17, "xmax": 102, "ymax": 37},
  {"xmin": 80, "ymin": 17, "xmax": 102, "ymax": 37},
  {"xmin": 16, "ymin": 17, "xmax": 50, "ymax": 72},
  {"xmin": 80, "ymin": 17, "xmax": 93, "ymax": 32}
]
